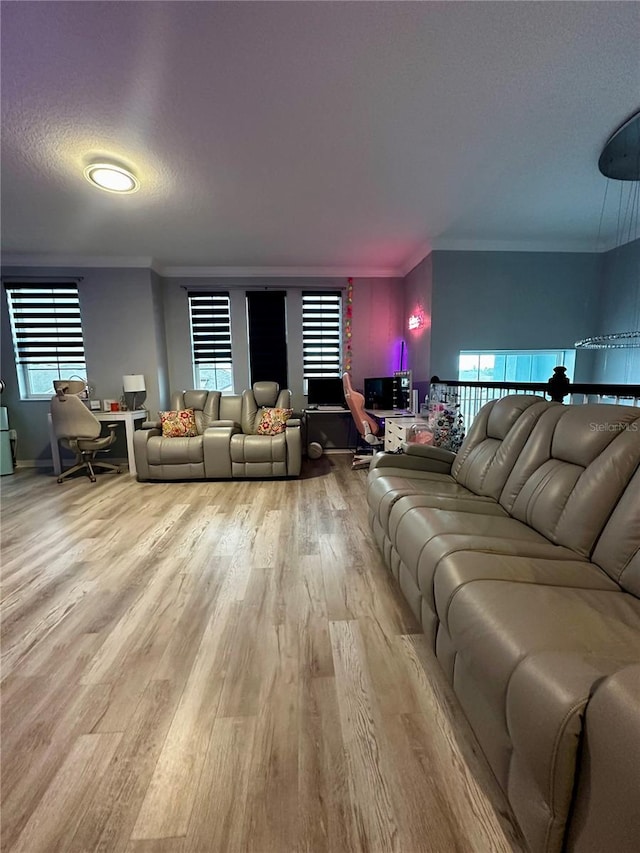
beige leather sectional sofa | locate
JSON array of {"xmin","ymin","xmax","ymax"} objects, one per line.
[
  {"xmin": 134, "ymin": 382, "xmax": 302, "ymax": 480},
  {"xmin": 366, "ymin": 395, "xmax": 640, "ymax": 853}
]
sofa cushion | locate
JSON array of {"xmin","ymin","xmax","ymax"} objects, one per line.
[
  {"xmin": 433, "ymin": 551, "xmax": 618, "ymax": 636},
  {"xmin": 368, "ymin": 473, "xmax": 495, "ymax": 534},
  {"xmin": 146, "ymin": 434, "xmax": 204, "ymax": 464},
  {"xmin": 169, "ymin": 390, "xmax": 221, "ymax": 433},
  {"xmin": 241, "ymin": 384, "xmax": 291, "ymax": 434},
  {"xmin": 503, "ymin": 405, "xmax": 640, "ymax": 557},
  {"xmin": 390, "ymin": 506, "xmax": 547, "ymax": 621},
  {"xmin": 230, "ymin": 432, "xmax": 287, "ymax": 463},
  {"xmin": 256, "ymin": 406, "xmax": 293, "ymax": 435},
  {"xmin": 447, "ymin": 581, "xmax": 640, "ymax": 720},
  {"xmin": 591, "ymin": 465, "xmax": 640, "ymax": 594},
  {"xmin": 389, "ymin": 503, "xmax": 542, "ymax": 555},
  {"xmin": 452, "ymin": 396, "xmax": 552, "ymax": 498},
  {"xmin": 160, "ymin": 408, "xmax": 198, "ymax": 438}
]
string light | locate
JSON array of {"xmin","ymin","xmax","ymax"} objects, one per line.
[{"xmin": 344, "ymin": 277, "xmax": 353, "ymax": 372}]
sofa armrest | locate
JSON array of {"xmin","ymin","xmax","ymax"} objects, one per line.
[
  {"xmin": 202, "ymin": 424, "xmax": 241, "ymax": 478},
  {"xmin": 566, "ymin": 664, "xmax": 640, "ymax": 853},
  {"xmin": 369, "ymin": 446, "xmax": 455, "ymax": 475},
  {"xmin": 285, "ymin": 420, "xmax": 302, "ymax": 475},
  {"xmin": 142, "ymin": 419, "xmax": 161, "ymax": 430},
  {"xmin": 133, "ymin": 426, "xmax": 161, "ymax": 480},
  {"xmin": 506, "ymin": 652, "xmax": 633, "ymax": 853},
  {"xmin": 403, "ymin": 443, "xmax": 456, "ymax": 465}
]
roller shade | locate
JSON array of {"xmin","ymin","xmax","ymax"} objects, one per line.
[
  {"xmin": 5, "ymin": 283, "xmax": 85, "ymax": 364},
  {"xmin": 188, "ymin": 291, "xmax": 232, "ymax": 364},
  {"xmin": 302, "ymin": 291, "xmax": 342, "ymax": 378}
]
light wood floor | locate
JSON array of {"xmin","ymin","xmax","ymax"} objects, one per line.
[{"xmin": 1, "ymin": 457, "xmax": 527, "ymax": 853}]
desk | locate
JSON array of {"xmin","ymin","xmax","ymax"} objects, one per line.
[
  {"xmin": 379, "ymin": 414, "xmax": 429, "ymax": 452},
  {"xmin": 365, "ymin": 409, "xmax": 415, "ymax": 419},
  {"xmin": 303, "ymin": 408, "xmax": 354, "ymax": 450},
  {"xmin": 48, "ymin": 409, "xmax": 147, "ymax": 477}
]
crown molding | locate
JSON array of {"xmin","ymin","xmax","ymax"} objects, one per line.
[
  {"xmin": 396, "ymin": 233, "xmax": 622, "ymax": 273},
  {"xmin": 430, "ymin": 237, "xmax": 599, "ymax": 253},
  {"xmin": 155, "ymin": 265, "xmax": 401, "ymax": 279},
  {"xmin": 0, "ymin": 255, "xmax": 401, "ymax": 278},
  {"xmin": 400, "ymin": 240, "xmax": 433, "ymax": 276},
  {"xmin": 0, "ymin": 253, "xmax": 154, "ymax": 269},
  {"xmin": 4, "ymin": 237, "xmax": 631, "ymax": 278}
]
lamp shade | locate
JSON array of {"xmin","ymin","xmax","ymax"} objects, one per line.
[{"xmin": 123, "ymin": 374, "xmax": 146, "ymax": 393}]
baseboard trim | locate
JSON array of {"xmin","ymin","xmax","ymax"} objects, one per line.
[{"xmin": 15, "ymin": 458, "xmax": 128, "ymax": 469}]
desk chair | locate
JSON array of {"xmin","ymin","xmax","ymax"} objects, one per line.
[
  {"xmin": 342, "ymin": 372, "xmax": 383, "ymax": 469},
  {"xmin": 50, "ymin": 391, "xmax": 120, "ymax": 483}
]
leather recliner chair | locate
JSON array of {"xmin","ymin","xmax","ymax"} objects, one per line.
[
  {"xmin": 134, "ymin": 389, "xmax": 243, "ymax": 480},
  {"xmin": 227, "ymin": 381, "xmax": 301, "ymax": 478}
]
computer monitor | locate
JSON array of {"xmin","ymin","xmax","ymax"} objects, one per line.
[
  {"xmin": 393, "ymin": 370, "xmax": 412, "ymax": 411},
  {"xmin": 364, "ymin": 376, "xmax": 395, "ymax": 410},
  {"xmin": 307, "ymin": 377, "xmax": 346, "ymax": 407}
]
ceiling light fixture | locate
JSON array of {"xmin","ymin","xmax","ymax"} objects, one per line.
[
  {"xmin": 83, "ymin": 163, "xmax": 139, "ymax": 193},
  {"xmin": 575, "ymin": 110, "xmax": 640, "ymax": 350}
]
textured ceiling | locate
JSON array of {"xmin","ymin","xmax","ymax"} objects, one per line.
[{"xmin": 1, "ymin": 1, "xmax": 639, "ymax": 275}]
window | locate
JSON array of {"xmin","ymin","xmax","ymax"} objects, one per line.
[
  {"xmin": 247, "ymin": 290, "xmax": 288, "ymax": 389},
  {"xmin": 5, "ymin": 283, "xmax": 86, "ymax": 399},
  {"xmin": 458, "ymin": 349, "xmax": 576, "ymax": 383},
  {"xmin": 188, "ymin": 291, "xmax": 233, "ymax": 393},
  {"xmin": 302, "ymin": 292, "xmax": 342, "ymax": 389}
]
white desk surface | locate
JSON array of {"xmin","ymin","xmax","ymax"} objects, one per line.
[
  {"xmin": 93, "ymin": 410, "xmax": 146, "ymax": 421},
  {"xmin": 304, "ymin": 407, "xmax": 350, "ymax": 413},
  {"xmin": 365, "ymin": 409, "xmax": 422, "ymax": 419}
]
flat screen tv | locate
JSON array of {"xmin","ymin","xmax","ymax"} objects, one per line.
[
  {"xmin": 364, "ymin": 376, "xmax": 395, "ymax": 410},
  {"xmin": 307, "ymin": 377, "xmax": 346, "ymax": 407}
]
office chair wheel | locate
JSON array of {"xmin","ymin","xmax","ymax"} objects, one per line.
[
  {"xmin": 57, "ymin": 476, "xmax": 64, "ymax": 484},
  {"xmin": 90, "ymin": 476, "xmax": 96, "ymax": 483}
]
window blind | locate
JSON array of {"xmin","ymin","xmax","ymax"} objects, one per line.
[
  {"xmin": 188, "ymin": 291, "xmax": 232, "ymax": 364},
  {"xmin": 5, "ymin": 283, "xmax": 85, "ymax": 364},
  {"xmin": 302, "ymin": 291, "xmax": 342, "ymax": 378},
  {"xmin": 246, "ymin": 290, "xmax": 288, "ymax": 389}
]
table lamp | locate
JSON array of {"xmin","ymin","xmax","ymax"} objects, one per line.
[{"xmin": 123, "ymin": 374, "xmax": 146, "ymax": 410}]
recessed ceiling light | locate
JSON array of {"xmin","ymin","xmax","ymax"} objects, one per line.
[{"xmin": 84, "ymin": 163, "xmax": 139, "ymax": 193}]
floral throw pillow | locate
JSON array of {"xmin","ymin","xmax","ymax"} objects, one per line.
[
  {"xmin": 160, "ymin": 408, "xmax": 198, "ymax": 438},
  {"xmin": 256, "ymin": 407, "xmax": 293, "ymax": 436}
]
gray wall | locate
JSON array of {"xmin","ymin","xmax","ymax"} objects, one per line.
[
  {"xmin": 80, "ymin": 268, "xmax": 165, "ymax": 413},
  {"xmin": 162, "ymin": 276, "xmax": 404, "ymax": 409},
  {"xmin": 350, "ymin": 277, "xmax": 404, "ymax": 392},
  {"xmin": 429, "ymin": 250, "xmax": 603, "ymax": 382},
  {"xmin": 402, "ymin": 254, "xmax": 433, "ymax": 385},
  {"xmin": 1, "ymin": 265, "xmax": 167, "ymax": 464},
  {"xmin": 592, "ymin": 238, "xmax": 640, "ymax": 383},
  {"xmin": 162, "ymin": 277, "xmax": 334, "ymax": 413},
  {"xmin": 151, "ymin": 270, "xmax": 170, "ymax": 409}
]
